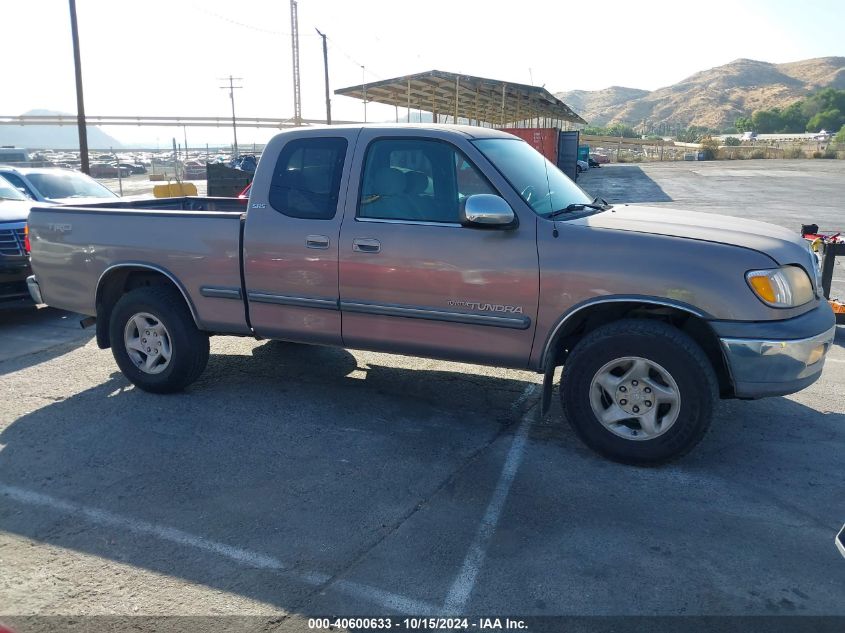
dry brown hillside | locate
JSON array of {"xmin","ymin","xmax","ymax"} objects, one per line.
[{"xmin": 555, "ymin": 56, "xmax": 845, "ymax": 130}]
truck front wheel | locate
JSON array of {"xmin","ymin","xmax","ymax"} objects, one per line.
[
  {"xmin": 109, "ymin": 286, "xmax": 209, "ymax": 393},
  {"xmin": 561, "ymin": 319, "xmax": 717, "ymax": 464}
]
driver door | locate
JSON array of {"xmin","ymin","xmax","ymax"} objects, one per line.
[{"xmin": 338, "ymin": 131, "xmax": 539, "ymax": 368}]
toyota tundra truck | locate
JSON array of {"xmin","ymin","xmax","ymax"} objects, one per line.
[{"xmin": 25, "ymin": 125, "xmax": 837, "ymax": 463}]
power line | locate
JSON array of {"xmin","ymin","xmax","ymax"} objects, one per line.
[{"xmin": 189, "ymin": 2, "xmax": 317, "ymax": 37}]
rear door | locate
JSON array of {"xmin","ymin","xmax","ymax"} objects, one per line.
[
  {"xmin": 557, "ymin": 130, "xmax": 580, "ymax": 181},
  {"xmin": 337, "ymin": 130, "xmax": 539, "ymax": 368},
  {"xmin": 243, "ymin": 129, "xmax": 357, "ymax": 344}
]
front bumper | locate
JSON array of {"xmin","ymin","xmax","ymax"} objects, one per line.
[
  {"xmin": 713, "ymin": 302, "xmax": 837, "ymax": 398},
  {"xmin": 0, "ymin": 262, "xmax": 33, "ymax": 305}
]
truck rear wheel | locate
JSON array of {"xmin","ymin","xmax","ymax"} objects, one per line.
[
  {"xmin": 109, "ymin": 286, "xmax": 209, "ymax": 393},
  {"xmin": 560, "ymin": 319, "xmax": 716, "ymax": 465}
]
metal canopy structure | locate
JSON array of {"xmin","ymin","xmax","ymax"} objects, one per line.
[{"xmin": 335, "ymin": 69, "xmax": 587, "ymax": 127}]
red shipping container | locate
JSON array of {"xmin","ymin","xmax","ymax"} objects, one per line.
[{"xmin": 499, "ymin": 128, "xmax": 558, "ymax": 164}]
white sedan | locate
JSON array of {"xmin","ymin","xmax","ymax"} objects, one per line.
[{"xmin": 0, "ymin": 166, "xmax": 119, "ymax": 205}]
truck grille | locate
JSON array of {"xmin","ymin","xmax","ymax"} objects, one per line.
[{"xmin": 0, "ymin": 223, "xmax": 27, "ymax": 258}]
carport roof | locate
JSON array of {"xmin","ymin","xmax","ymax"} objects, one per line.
[{"xmin": 334, "ymin": 69, "xmax": 587, "ymax": 127}]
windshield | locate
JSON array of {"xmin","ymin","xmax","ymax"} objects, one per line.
[
  {"xmin": 472, "ymin": 138, "xmax": 591, "ymax": 215},
  {"xmin": 0, "ymin": 175, "xmax": 27, "ymax": 201},
  {"xmin": 27, "ymin": 172, "xmax": 118, "ymax": 199}
]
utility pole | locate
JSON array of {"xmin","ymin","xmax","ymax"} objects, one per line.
[
  {"xmin": 290, "ymin": 0, "xmax": 302, "ymax": 126},
  {"xmin": 219, "ymin": 75, "xmax": 242, "ymax": 158},
  {"xmin": 68, "ymin": 0, "xmax": 89, "ymax": 174},
  {"xmin": 315, "ymin": 28, "xmax": 331, "ymax": 125}
]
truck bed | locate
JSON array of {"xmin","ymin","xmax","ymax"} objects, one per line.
[
  {"xmin": 60, "ymin": 196, "xmax": 248, "ymax": 213},
  {"xmin": 27, "ymin": 197, "xmax": 250, "ymax": 334}
]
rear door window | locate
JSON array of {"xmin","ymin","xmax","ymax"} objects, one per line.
[{"xmin": 268, "ymin": 137, "xmax": 348, "ymax": 220}]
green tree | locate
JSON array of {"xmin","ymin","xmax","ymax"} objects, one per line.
[
  {"xmin": 835, "ymin": 124, "xmax": 845, "ymax": 143},
  {"xmin": 734, "ymin": 117, "xmax": 752, "ymax": 133},
  {"xmin": 724, "ymin": 136, "xmax": 742, "ymax": 146},
  {"xmin": 803, "ymin": 88, "xmax": 845, "ymax": 120},
  {"xmin": 778, "ymin": 101, "xmax": 807, "ymax": 133},
  {"xmin": 675, "ymin": 126, "xmax": 717, "ymax": 143},
  {"xmin": 807, "ymin": 108, "xmax": 844, "ymax": 132},
  {"xmin": 752, "ymin": 109, "xmax": 782, "ymax": 133},
  {"xmin": 581, "ymin": 124, "xmax": 639, "ymax": 138}
]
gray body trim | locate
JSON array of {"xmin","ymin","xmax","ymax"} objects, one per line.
[
  {"xmin": 355, "ymin": 217, "xmax": 463, "ymax": 228},
  {"xmin": 200, "ymin": 286, "xmax": 242, "ymax": 300},
  {"xmin": 341, "ymin": 300, "xmax": 531, "ymax": 329},
  {"xmin": 247, "ymin": 291, "xmax": 339, "ymax": 310}
]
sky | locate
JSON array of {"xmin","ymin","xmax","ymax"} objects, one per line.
[{"xmin": 1, "ymin": 0, "xmax": 842, "ymax": 146}]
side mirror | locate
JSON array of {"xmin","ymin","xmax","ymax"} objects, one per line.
[{"xmin": 460, "ymin": 194, "xmax": 515, "ymax": 228}]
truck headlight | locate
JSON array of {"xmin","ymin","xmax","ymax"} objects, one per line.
[{"xmin": 746, "ymin": 266, "xmax": 814, "ymax": 308}]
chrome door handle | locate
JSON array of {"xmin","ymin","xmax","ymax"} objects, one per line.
[
  {"xmin": 352, "ymin": 238, "xmax": 381, "ymax": 253},
  {"xmin": 306, "ymin": 235, "xmax": 330, "ymax": 249}
]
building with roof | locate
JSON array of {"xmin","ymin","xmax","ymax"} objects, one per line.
[{"xmin": 335, "ymin": 70, "xmax": 586, "ymax": 129}]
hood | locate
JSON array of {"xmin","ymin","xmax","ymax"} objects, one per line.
[
  {"xmin": 0, "ymin": 199, "xmax": 32, "ymax": 223},
  {"xmin": 577, "ymin": 205, "xmax": 810, "ymax": 265}
]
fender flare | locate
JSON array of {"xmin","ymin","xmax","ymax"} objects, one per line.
[
  {"xmin": 95, "ymin": 262, "xmax": 202, "ymax": 347},
  {"xmin": 538, "ymin": 295, "xmax": 710, "ymax": 417}
]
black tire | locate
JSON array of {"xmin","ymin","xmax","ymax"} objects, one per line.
[
  {"xmin": 561, "ymin": 319, "xmax": 716, "ymax": 465},
  {"xmin": 109, "ymin": 285, "xmax": 209, "ymax": 393}
]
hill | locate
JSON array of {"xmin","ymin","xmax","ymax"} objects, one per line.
[
  {"xmin": 0, "ymin": 110, "xmax": 123, "ymax": 149},
  {"xmin": 555, "ymin": 56, "xmax": 845, "ymax": 130}
]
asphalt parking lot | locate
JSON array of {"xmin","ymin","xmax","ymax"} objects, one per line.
[{"xmin": 1, "ymin": 160, "xmax": 844, "ymax": 628}]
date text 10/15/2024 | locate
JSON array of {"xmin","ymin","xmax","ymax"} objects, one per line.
[{"xmin": 308, "ymin": 617, "xmax": 528, "ymax": 630}]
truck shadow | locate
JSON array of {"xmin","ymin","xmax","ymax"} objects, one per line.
[
  {"xmin": 578, "ymin": 164, "xmax": 673, "ymax": 204},
  {"xmin": 0, "ymin": 306, "xmax": 93, "ymax": 376},
  {"xmin": 0, "ymin": 340, "xmax": 842, "ymax": 615}
]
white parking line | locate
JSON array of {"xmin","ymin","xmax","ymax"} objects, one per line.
[
  {"xmin": 0, "ymin": 482, "xmax": 438, "ymax": 614},
  {"xmin": 0, "ymin": 483, "xmax": 287, "ymax": 571},
  {"xmin": 443, "ymin": 384, "xmax": 536, "ymax": 613}
]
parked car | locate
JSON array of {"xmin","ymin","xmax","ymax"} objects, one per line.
[
  {"xmin": 576, "ymin": 159, "xmax": 589, "ymax": 173},
  {"xmin": 0, "ymin": 166, "xmax": 119, "ymax": 204},
  {"xmin": 26, "ymin": 125, "xmax": 835, "ymax": 464},
  {"xmin": 182, "ymin": 161, "xmax": 207, "ymax": 179},
  {"xmin": 590, "ymin": 153, "xmax": 610, "ymax": 164},
  {"xmin": 118, "ymin": 162, "xmax": 147, "ymax": 175},
  {"xmin": 0, "ymin": 174, "xmax": 34, "ymax": 306}
]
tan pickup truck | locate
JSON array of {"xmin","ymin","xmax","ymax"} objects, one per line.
[{"xmin": 26, "ymin": 125, "xmax": 836, "ymax": 463}]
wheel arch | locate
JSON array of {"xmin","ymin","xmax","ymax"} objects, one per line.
[
  {"xmin": 539, "ymin": 297, "xmax": 733, "ymax": 411},
  {"xmin": 95, "ymin": 263, "xmax": 200, "ymax": 349}
]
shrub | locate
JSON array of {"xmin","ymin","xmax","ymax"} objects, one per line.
[
  {"xmin": 783, "ymin": 147, "xmax": 804, "ymax": 159},
  {"xmin": 821, "ymin": 148, "xmax": 837, "ymax": 159},
  {"xmin": 750, "ymin": 149, "xmax": 766, "ymax": 159},
  {"xmin": 699, "ymin": 136, "xmax": 719, "ymax": 160},
  {"xmin": 724, "ymin": 136, "xmax": 742, "ymax": 146}
]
